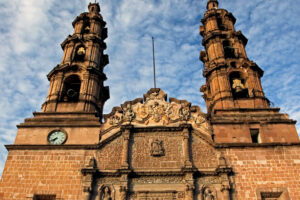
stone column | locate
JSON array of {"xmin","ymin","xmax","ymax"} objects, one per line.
[
  {"xmin": 183, "ymin": 128, "xmax": 192, "ymax": 168},
  {"xmin": 121, "ymin": 128, "xmax": 130, "ymax": 169},
  {"xmin": 185, "ymin": 183, "xmax": 194, "ymax": 200},
  {"xmin": 221, "ymin": 184, "xmax": 230, "ymax": 200},
  {"xmin": 82, "ymin": 174, "xmax": 93, "ymax": 200},
  {"xmin": 119, "ymin": 186, "xmax": 127, "ymax": 200}
]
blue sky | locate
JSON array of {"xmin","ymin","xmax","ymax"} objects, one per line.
[{"xmin": 0, "ymin": 0, "xmax": 299, "ymax": 176}]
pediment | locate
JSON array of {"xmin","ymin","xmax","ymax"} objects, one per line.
[{"xmin": 101, "ymin": 88, "xmax": 212, "ymax": 142}]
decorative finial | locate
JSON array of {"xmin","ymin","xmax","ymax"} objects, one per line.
[
  {"xmin": 207, "ymin": 0, "xmax": 219, "ymax": 10},
  {"xmin": 88, "ymin": 1, "xmax": 101, "ymax": 13}
]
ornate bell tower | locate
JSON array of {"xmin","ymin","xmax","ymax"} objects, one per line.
[
  {"xmin": 200, "ymin": 0, "xmax": 299, "ymax": 143},
  {"xmin": 42, "ymin": 2, "xmax": 109, "ymax": 117},
  {"xmin": 13, "ymin": 3, "xmax": 110, "ymax": 146}
]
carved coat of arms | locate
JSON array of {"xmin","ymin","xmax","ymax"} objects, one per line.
[{"xmin": 150, "ymin": 139, "xmax": 165, "ymax": 157}]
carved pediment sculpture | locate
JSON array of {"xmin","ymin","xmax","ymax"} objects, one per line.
[{"xmin": 101, "ymin": 88, "xmax": 212, "ymax": 142}]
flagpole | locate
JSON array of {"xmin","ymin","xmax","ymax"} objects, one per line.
[{"xmin": 152, "ymin": 37, "xmax": 156, "ymax": 89}]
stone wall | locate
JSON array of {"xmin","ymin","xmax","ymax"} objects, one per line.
[
  {"xmin": 0, "ymin": 143, "xmax": 299, "ymax": 200},
  {"xmin": 221, "ymin": 145, "xmax": 300, "ymax": 200},
  {"xmin": 0, "ymin": 149, "xmax": 86, "ymax": 200}
]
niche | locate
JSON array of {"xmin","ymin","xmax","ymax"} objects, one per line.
[
  {"xmin": 217, "ymin": 18, "xmax": 225, "ymax": 30},
  {"xmin": 229, "ymin": 71, "xmax": 249, "ymax": 99},
  {"xmin": 61, "ymin": 75, "xmax": 81, "ymax": 102},
  {"xmin": 100, "ymin": 186, "xmax": 112, "ymax": 200},
  {"xmin": 223, "ymin": 40, "xmax": 235, "ymax": 58}
]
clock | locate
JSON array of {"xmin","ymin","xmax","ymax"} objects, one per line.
[{"xmin": 47, "ymin": 130, "xmax": 67, "ymax": 145}]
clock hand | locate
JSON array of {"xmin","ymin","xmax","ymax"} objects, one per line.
[{"xmin": 50, "ymin": 137, "xmax": 58, "ymax": 142}]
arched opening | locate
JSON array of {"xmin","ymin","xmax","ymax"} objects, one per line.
[
  {"xmin": 229, "ymin": 71, "xmax": 249, "ymax": 99},
  {"xmin": 217, "ymin": 18, "xmax": 225, "ymax": 30},
  {"xmin": 74, "ymin": 45, "xmax": 86, "ymax": 62},
  {"xmin": 223, "ymin": 40, "xmax": 235, "ymax": 58},
  {"xmin": 81, "ymin": 21, "xmax": 90, "ymax": 34},
  {"xmin": 61, "ymin": 75, "xmax": 81, "ymax": 102}
]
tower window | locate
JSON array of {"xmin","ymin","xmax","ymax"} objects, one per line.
[
  {"xmin": 250, "ymin": 129, "xmax": 260, "ymax": 143},
  {"xmin": 261, "ymin": 192, "xmax": 282, "ymax": 200},
  {"xmin": 61, "ymin": 75, "xmax": 81, "ymax": 102},
  {"xmin": 82, "ymin": 22, "xmax": 90, "ymax": 34},
  {"xmin": 223, "ymin": 40, "xmax": 235, "ymax": 58},
  {"xmin": 229, "ymin": 72, "xmax": 249, "ymax": 99},
  {"xmin": 217, "ymin": 18, "xmax": 225, "ymax": 30}
]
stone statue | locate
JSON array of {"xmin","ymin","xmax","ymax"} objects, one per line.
[
  {"xmin": 232, "ymin": 78, "xmax": 245, "ymax": 93},
  {"xmin": 204, "ymin": 188, "xmax": 215, "ymax": 200},
  {"xmin": 101, "ymin": 187, "xmax": 112, "ymax": 200}
]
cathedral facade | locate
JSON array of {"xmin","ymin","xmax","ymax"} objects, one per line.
[{"xmin": 0, "ymin": 1, "xmax": 300, "ymax": 200}]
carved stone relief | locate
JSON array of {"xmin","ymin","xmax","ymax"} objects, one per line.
[
  {"xmin": 132, "ymin": 191, "xmax": 180, "ymax": 200},
  {"xmin": 101, "ymin": 89, "xmax": 212, "ymax": 142},
  {"xmin": 131, "ymin": 176, "xmax": 184, "ymax": 184}
]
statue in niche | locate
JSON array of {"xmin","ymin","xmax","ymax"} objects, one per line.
[
  {"xmin": 100, "ymin": 186, "xmax": 112, "ymax": 200},
  {"xmin": 150, "ymin": 139, "xmax": 165, "ymax": 156},
  {"xmin": 77, "ymin": 46, "xmax": 86, "ymax": 56},
  {"xmin": 203, "ymin": 188, "xmax": 215, "ymax": 200},
  {"xmin": 232, "ymin": 78, "xmax": 245, "ymax": 93},
  {"xmin": 231, "ymin": 77, "xmax": 249, "ymax": 98}
]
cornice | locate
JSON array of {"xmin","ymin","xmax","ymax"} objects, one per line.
[
  {"xmin": 72, "ymin": 12, "xmax": 105, "ymax": 27},
  {"xmin": 47, "ymin": 63, "xmax": 108, "ymax": 80},
  {"xmin": 61, "ymin": 34, "xmax": 107, "ymax": 49},
  {"xmin": 215, "ymin": 142, "xmax": 300, "ymax": 148},
  {"xmin": 5, "ymin": 144, "xmax": 99, "ymax": 151},
  {"xmin": 6, "ymin": 142, "xmax": 300, "ymax": 153}
]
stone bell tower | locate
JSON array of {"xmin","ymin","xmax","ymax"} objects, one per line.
[
  {"xmin": 42, "ymin": 2, "xmax": 109, "ymax": 117},
  {"xmin": 200, "ymin": 0, "xmax": 299, "ymax": 143},
  {"xmin": 12, "ymin": 3, "xmax": 110, "ymax": 146}
]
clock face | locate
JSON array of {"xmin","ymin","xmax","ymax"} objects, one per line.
[{"xmin": 47, "ymin": 131, "xmax": 67, "ymax": 145}]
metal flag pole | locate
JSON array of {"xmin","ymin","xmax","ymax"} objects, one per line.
[{"xmin": 152, "ymin": 37, "xmax": 157, "ymax": 89}]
